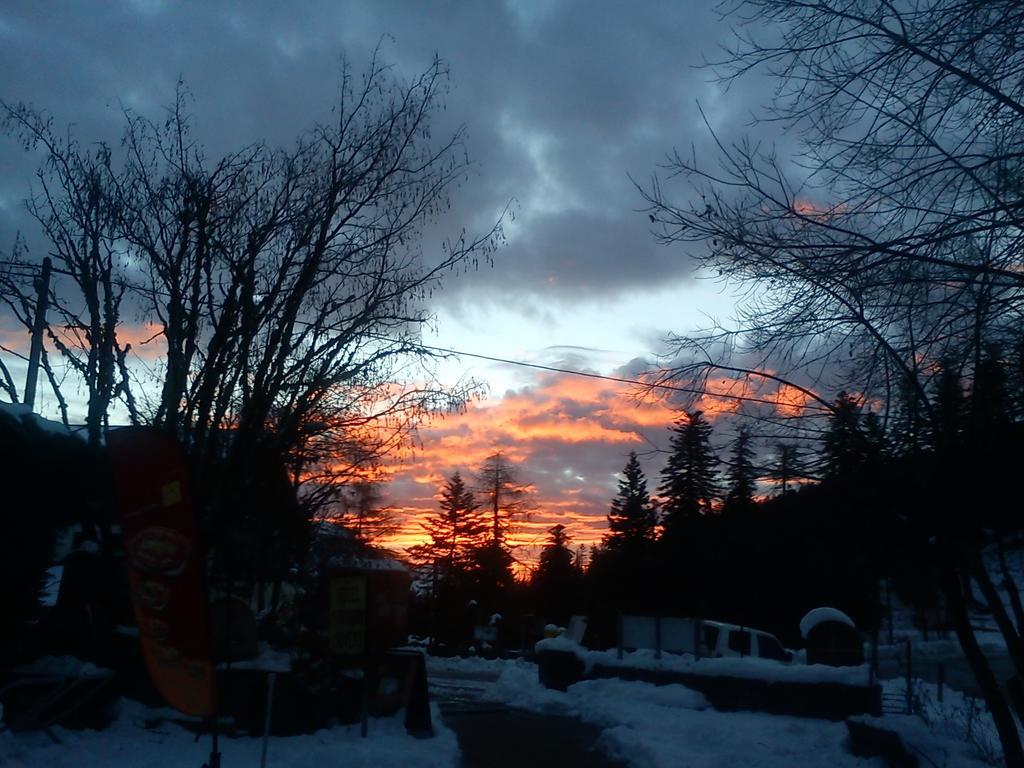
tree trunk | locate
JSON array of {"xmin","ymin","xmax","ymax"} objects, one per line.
[
  {"xmin": 942, "ymin": 555, "xmax": 1024, "ymax": 767},
  {"xmin": 972, "ymin": 551, "xmax": 1024, "ymax": 679},
  {"xmin": 997, "ymin": 538, "xmax": 1024, "ymax": 634}
]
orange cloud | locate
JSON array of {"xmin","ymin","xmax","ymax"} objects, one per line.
[
  {"xmin": 378, "ymin": 364, "xmax": 822, "ymax": 569},
  {"xmin": 0, "ymin": 321, "xmax": 28, "ymax": 353},
  {"xmin": 116, "ymin": 322, "xmax": 167, "ymax": 360}
]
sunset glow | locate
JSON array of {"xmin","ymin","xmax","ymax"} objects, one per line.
[{"xmin": 381, "ymin": 366, "xmax": 820, "ymax": 568}]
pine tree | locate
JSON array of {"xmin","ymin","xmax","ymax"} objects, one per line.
[
  {"xmin": 658, "ymin": 411, "xmax": 719, "ymax": 536},
  {"xmin": 406, "ymin": 473, "xmax": 488, "ymax": 645},
  {"xmin": 769, "ymin": 442, "xmax": 805, "ymax": 496},
  {"xmin": 535, "ymin": 524, "xmax": 575, "ymax": 585},
  {"xmin": 408, "ymin": 472, "xmax": 486, "ymax": 575},
  {"xmin": 970, "ymin": 344, "xmax": 1012, "ymax": 441},
  {"xmin": 722, "ymin": 426, "xmax": 757, "ymax": 517},
  {"xmin": 469, "ymin": 452, "xmax": 529, "ymax": 614},
  {"xmin": 532, "ymin": 524, "xmax": 580, "ymax": 623},
  {"xmin": 933, "ymin": 363, "xmax": 966, "ymax": 449},
  {"xmin": 822, "ymin": 392, "xmax": 865, "ymax": 478},
  {"xmin": 603, "ymin": 451, "xmax": 658, "ymax": 550}
]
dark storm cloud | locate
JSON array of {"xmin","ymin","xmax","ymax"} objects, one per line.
[{"xmin": 0, "ymin": 0, "xmax": 762, "ymax": 308}]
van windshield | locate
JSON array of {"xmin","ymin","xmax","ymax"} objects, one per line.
[{"xmin": 756, "ymin": 633, "xmax": 787, "ymax": 661}]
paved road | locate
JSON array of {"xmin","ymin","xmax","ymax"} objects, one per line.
[{"xmin": 430, "ymin": 669, "xmax": 628, "ymax": 768}]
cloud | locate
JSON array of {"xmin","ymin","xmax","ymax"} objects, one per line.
[
  {"xmin": 380, "ymin": 353, "xmax": 832, "ymax": 562},
  {"xmin": 382, "ymin": 367, "xmax": 674, "ymax": 552},
  {"xmin": 115, "ymin": 322, "xmax": 166, "ymax": 360},
  {"xmin": 0, "ymin": 1, "xmax": 764, "ymax": 310}
]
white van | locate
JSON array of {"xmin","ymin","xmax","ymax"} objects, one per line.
[
  {"xmin": 698, "ymin": 620, "xmax": 792, "ymax": 662},
  {"xmin": 619, "ymin": 615, "xmax": 793, "ymax": 663}
]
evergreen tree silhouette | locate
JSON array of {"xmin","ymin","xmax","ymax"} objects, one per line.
[
  {"xmin": 406, "ymin": 472, "xmax": 487, "ymax": 645},
  {"xmin": 604, "ymin": 451, "xmax": 658, "ymax": 550},
  {"xmin": 408, "ymin": 472, "xmax": 486, "ymax": 576},
  {"xmin": 722, "ymin": 425, "xmax": 757, "ymax": 517},
  {"xmin": 658, "ymin": 411, "xmax": 719, "ymax": 538},
  {"xmin": 823, "ymin": 392, "xmax": 867, "ymax": 478},
  {"xmin": 769, "ymin": 442, "xmax": 804, "ymax": 496},
  {"xmin": 933, "ymin": 362, "xmax": 966, "ymax": 449},
  {"xmin": 532, "ymin": 524, "xmax": 580, "ymax": 623}
]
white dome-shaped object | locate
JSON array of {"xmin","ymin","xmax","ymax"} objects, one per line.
[{"xmin": 799, "ymin": 607, "xmax": 855, "ymax": 639}]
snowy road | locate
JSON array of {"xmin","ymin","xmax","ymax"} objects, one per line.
[{"xmin": 429, "ymin": 664, "xmax": 628, "ymax": 767}]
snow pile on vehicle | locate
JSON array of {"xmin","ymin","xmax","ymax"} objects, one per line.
[{"xmin": 799, "ymin": 607, "xmax": 855, "ymax": 639}]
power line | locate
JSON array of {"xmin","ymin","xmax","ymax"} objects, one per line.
[
  {"xmin": 367, "ymin": 334, "xmax": 833, "ymax": 412},
  {"xmin": 1, "ymin": 258, "xmax": 831, "ymax": 413}
]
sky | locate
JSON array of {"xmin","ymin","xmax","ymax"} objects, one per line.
[{"xmin": 0, "ymin": 1, "xmax": 793, "ymax": 565}]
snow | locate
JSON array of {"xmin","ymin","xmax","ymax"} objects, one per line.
[
  {"xmin": 800, "ymin": 607, "xmax": 856, "ymax": 639},
  {"xmin": 217, "ymin": 642, "xmax": 292, "ymax": 673},
  {"xmin": 326, "ymin": 554, "xmax": 408, "ymax": 572},
  {"xmin": 41, "ymin": 566, "xmax": 63, "ymax": 608},
  {"xmin": 0, "ymin": 698, "xmax": 460, "ymax": 768},
  {"xmin": 443, "ymin": 656, "xmax": 883, "ymax": 768},
  {"xmin": 851, "ymin": 678, "xmax": 1004, "ymax": 767},
  {"xmin": 0, "ymin": 400, "xmax": 71, "ymax": 436},
  {"xmin": 13, "ymin": 655, "xmax": 107, "ymax": 678},
  {"xmin": 538, "ymin": 641, "xmax": 872, "ymax": 685},
  {"xmin": 535, "ymin": 635, "xmax": 583, "ymax": 654}
]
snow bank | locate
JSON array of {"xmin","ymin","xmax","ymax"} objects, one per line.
[
  {"xmin": 0, "ymin": 698, "xmax": 459, "ymax": 768},
  {"xmin": 539, "ymin": 641, "xmax": 872, "ymax": 685},
  {"xmin": 799, "ymin": 607, "xmax": 855, "ymax": 639},
  {"xmin": 218, "ymin": 642, "xmax": 292, "ymax": 673},
  {"xmin": 431, "ymin": 653, "xmax": 999, "ymax": 768},
  {"xmin": 0, "ymin": 401, "xmax": 71, "ymax": 436},
  {"xmin": 13, "ymin": 655, "xmax": 107, "ymax": 678},
  {"xmin": 476, "ymin": 658, "xmax": 871, "ymax": 768},
  {"xmin": 850, "ymin": 678, "xmax": 1002, "ymax": 768},
  {"xmin": 424, "ymin": 653, "xmax": 512, "ymax": 677}
]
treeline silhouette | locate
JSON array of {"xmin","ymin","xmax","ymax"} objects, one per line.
[{"xmin": 410, "ymin": 347, "xmax": 1024, "ymax": 652}]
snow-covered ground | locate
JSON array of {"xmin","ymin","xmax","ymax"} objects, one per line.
[
  {"xmin": 426, "ymin": 653, "xmax": 1005, "ymax": 768},
  {"xmin": 441, "ymin": 657, "xmax": 874, "ymax": 767},
  {"xmin": 0, "ymin": 691, "xmax": 459, "ymax": 768},
  {"xmin": 2, "ymin": 650, "xmax": 1008, "ymax": 767},
  {"xmin": 869, "ymin": 678, "xmax": 1002, "ymax": 768}
]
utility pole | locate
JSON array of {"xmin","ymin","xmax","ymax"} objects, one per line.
[{"xmin": 24, "ymin": 256, "xmax": 52, "ymax": 410}]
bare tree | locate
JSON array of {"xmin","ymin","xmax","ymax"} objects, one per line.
[
  {"xmin": 475, "ymin": 451, "xmax": 532, "ymax": 548},
  {"xmin": 0, "ymin": 105, "xmax": 139, "ymax": 444},
  {"xmin": 642, "ymin": 2, "xmax": 1024, "ymax": 762},
  {"xmin": 2, "ymin": 52, "xmax": 505, "ymax": 602}
]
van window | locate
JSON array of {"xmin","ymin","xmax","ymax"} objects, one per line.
[
  {"xmin": 728, "ymin": 629, "xmax": 751, "ymax": 656},
  {"xmin": 703, "ymin": 624, "xmax": 719, "ymax": 653},
  {"xmin": 756, "ymin": 633, "xmax": 786, "ymax": 661}
]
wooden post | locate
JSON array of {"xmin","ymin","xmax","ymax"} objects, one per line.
[
  {"xmin": 24, "ymin": 257, "xmax": 52, "ymax": 410},
  {"xmin": 937, "ymin": 662, "xmax": 944, "ymax": 703},
  {"xmin": 655, "ymin": 615, "xmax": 662, "ymax": 660},
  {"xmin": 870, "ymin": 625, "xmax": 879, "ymax": 686},
  {"xmin": 617, "ymin": 613, "xmax": 623, "ymax": 660},
  {"xmin": 260, "ymin": 672, "xmax": 277, "ymax": 768},
  {"xmin": 905, "ymin": 639, "xmax": 913, "ymax": 714}
]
